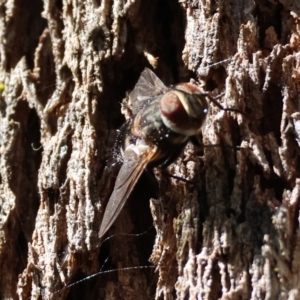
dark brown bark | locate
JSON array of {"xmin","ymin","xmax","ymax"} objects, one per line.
[{"xmin": 0, "ymin": 0, "xmax": 299, "ymax": 299}]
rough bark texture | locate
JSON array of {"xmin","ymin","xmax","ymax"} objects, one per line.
[{"xmin": 0, "ymin": 0, "xmax": 299, "ymax": 299}]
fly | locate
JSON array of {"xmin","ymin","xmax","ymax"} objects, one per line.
[{"xmin": 99, "ymin": 68, "xmax": 237, "ymax": 238}]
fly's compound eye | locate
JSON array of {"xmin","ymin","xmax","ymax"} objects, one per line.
[
  {"xmin": 160, "ymin": 91, "xmax": 208, "ymax": 136},
  {"xmin": 160, "ymin": 92, "xmax": 188, "ymax": 122},
  {"xmin": 160, "ymin": 92, "xmax": 191, "ymax": 131}
]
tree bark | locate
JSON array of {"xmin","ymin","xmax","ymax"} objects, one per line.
[{"xmin": 0, "ymin": 0, "xmax": 299, "ymax": 299}]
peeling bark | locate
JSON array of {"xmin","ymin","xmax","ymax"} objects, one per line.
[{"xmin": 0, "ymin": 0, "xmax": 300, "ymax": 299}]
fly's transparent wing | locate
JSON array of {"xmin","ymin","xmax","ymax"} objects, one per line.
[
  {"xmin": 129, "ymin": 68, "xmax": 169, "ymax": 115},
  {"xmin": 99, "ymin": 144, "xmax": 157, "ymax": 238}
]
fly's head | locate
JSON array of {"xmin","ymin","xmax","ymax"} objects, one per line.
[{"xmin": 160, "ymin": 83, "xmax": 209, "ymax": 137}]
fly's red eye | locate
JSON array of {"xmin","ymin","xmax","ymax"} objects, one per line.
[{"xmin": 160, "ymin": 92, "xmax": 189, "ymax": 125}]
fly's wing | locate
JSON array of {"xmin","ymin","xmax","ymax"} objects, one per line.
[
  {"xmin": 99, "ymin": 143, "xmax": 158, "ymax": 238},
  {"xmin": 129, "ymin": 68, "xmax": 169, "ymax": 115}
]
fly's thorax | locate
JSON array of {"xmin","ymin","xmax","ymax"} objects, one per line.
[
  {"xmin": 160, "ymin": 83, "xmax": 209, "ymax": 136},
  {"xmin": 131, "ymin": 95, "xmax": 188, "ymax": 148}
]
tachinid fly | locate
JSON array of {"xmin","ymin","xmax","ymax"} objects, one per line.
[{"xmin": 99, "ymin": 68, "xmax": 214, "ymax": 238}]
